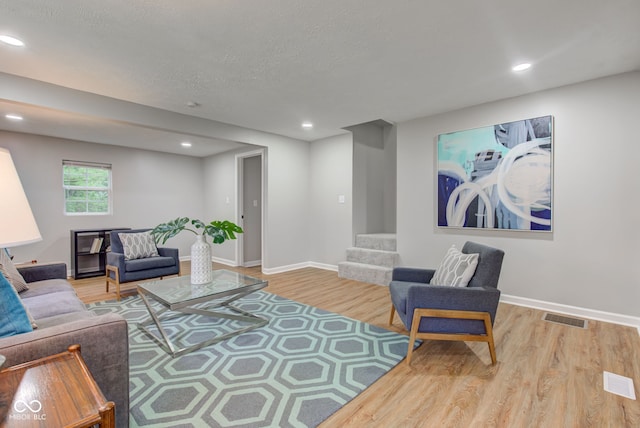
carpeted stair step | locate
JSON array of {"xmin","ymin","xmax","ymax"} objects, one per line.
[
  {"xmin": 346, "ymin": 247, "xmax": 398, "ymax": 268},
  {"xmin": 338, "ymin": 261, "xmax": 393, "ymax": 286},
  {"xmin": 338, "ymin": 233, "xmax": 398, "ymax": 285},
  {"xmin": 355, "ymin": 233, "xmax": 397, "ymax": 251}
]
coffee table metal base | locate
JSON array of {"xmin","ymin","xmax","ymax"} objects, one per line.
[{"xmin": 138, "ymin": 290, "xmax": 268, "ymax": 358}]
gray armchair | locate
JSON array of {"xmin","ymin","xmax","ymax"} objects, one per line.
[
  {"xmin": 106, "ymin": 228, "xmax": 180, "ymax": 300},
  {"xmin": 389, "ymin": 241, "xmax": 505, "ymax": 364}
]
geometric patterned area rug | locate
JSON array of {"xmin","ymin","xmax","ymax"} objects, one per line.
[{"xmin": 87, "ymin": 290, "xmax": 414, "ymax": 427}]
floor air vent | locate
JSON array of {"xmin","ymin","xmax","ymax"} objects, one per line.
[{"xmin": 542, "ymin": 313, "xmax": 588, "ymax": 329}]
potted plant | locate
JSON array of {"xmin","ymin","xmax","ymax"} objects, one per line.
[{"xmin": 152, "ymin": 217, "xmax": 243, "ymax": 284}]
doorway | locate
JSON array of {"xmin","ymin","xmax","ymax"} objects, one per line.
[{"xmin": 236, "ymin": 148, "xmax": 266, "ymax": 268}]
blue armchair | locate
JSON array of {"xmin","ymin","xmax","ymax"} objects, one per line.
[
  {"xmin": 106, "ymin": 228, "xmax": 180, "ymax": 300},
  {"xmin": 389, "ymin": 241, "xmax": 505, "ymax": 364}
]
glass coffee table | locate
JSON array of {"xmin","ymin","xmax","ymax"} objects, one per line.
[{"xmin": 137, "ymin": 269, "xmax": 268, "ymax": 358}]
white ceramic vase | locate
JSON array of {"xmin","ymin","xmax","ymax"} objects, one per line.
[{"xmin": 190, "ymin": 234, "xmax": 212, "ymax": 284}]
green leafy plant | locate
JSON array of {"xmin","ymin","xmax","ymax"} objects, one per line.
[{"xmin": 151, "ymin": 217, "xmax": 243, "ymax": 245}]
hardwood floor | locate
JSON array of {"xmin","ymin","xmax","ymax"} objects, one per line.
[{"xmin": 71, "ymin": 262, "xmax": 640, "ymax": 427}]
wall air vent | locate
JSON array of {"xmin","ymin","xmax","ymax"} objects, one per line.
[{"xmin": 542, "ymin": 313, "xmax": 588, "ymax": 329}]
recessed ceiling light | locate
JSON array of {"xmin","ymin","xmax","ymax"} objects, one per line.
[
  {"xmin": 512, "ymin": 62, "xmax": 532, "ymax": 72},
  {"xmin": 0, "ymin": 35, "xmax": 25, "ymax": 47},
  {"xmin": 301, "ymin": 122, "xmax": 313, "ymax": 129},
  {"xmin": 5, "ymin": 114, "xmax": 24, "ymax": 121},
  {"xmin": 181, "ymin": 142, "xmax": 192, "ymax": 148}
]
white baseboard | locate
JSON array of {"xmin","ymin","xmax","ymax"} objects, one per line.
[
  {"xmin": 211, "ymin": 256, "xmax": 238, "ymax": 267},
  {"xmin": 307, "ymin": 262, "xmax": 338, "ymax": 272},
  {"xmin": 262, "ymin": 261, "xmax": 338, "ymax": 275},
  {"xmin": 181, "ymin": 255, "xmax": 239, "ymax": 267},
  {"xmin": 175, "ymin": 257, "xmax": 640, "ymax": 335},
  {"xmin": 179, "ymin": 258, "xmax": 337, "ymax": 275},
  {"xmin": 260, "ymin": 264, "xmax": 640, "ymax": 335},
  {"xmin": 262, "ymin": 262, "xmax": 310, "ymax": 275},
  {"xmin": 501, "ymin": 294, "xmax": 640, "ymax": 335}
]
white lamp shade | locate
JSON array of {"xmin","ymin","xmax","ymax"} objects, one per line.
[{"xmin": 0, "ymin": 148, "xmax": 42, "ymax": 247}]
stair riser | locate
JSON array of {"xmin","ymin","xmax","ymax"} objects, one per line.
[
  {"xmin": 338, "ymin": 263, "xmax": 392, "ymax": 286},
  {"xmin": 346, "ymin": 248, "xmax": 398, "ymax": 268},
  {"xmin": 355, "ymin": 235, "xmax": 397, "ymax": 251}
]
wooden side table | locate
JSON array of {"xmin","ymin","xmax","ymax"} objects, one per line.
[{"xmin": 0, "ymin": 344, "xmax": 115, "ymax": 428}]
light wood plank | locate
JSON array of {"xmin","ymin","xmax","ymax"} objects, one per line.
[{"xmin": 69, "ymin": 262, "xmax": 640, "ymax": 427}]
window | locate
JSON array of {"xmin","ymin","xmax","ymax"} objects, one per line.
[{"xmin": 63, "ymin": 160, "xmax": 112, "ymax": 215}]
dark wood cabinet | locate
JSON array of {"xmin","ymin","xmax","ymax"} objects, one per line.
[{"xmin": 70, "ymin": 228, "xmax": 129, "ymax": 279}]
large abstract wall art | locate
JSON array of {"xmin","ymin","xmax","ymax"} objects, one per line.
[{"xmin": 437, "ymin": 115, "xmax": 553, "ymax": 231}]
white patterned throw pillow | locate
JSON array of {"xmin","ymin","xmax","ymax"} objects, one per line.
[
  {"xmin": 430, "ymin": 246, "xmax": 479, "ymax": 287},
  {"xmin": 119, "ymin": 231, "xmax": 159, "ymax": 260},
  {"xmin": 0, "ymin": 248, "xmax": 29, "ymax": 293}
]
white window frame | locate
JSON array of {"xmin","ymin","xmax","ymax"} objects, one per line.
[{"xmin": 63, "ymin": 160, "xmax": 113, "ymax": 216}]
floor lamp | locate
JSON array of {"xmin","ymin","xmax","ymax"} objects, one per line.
[{"xmin": 0, "ymin": 147, "xmax": 42, "ymax": 252}]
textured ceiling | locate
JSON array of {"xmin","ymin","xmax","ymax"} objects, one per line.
[{"xmin": 0, "ymin": 0, "xmax": 639, "ymax": 156}]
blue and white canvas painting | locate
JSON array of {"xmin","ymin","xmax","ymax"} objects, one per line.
[{"xmin": 437, "ymin": 115, "xmax": 553, "ymax": 231}]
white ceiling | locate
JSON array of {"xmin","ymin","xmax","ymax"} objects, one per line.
[
  {"xmin": 0, "ymin": 98, "xmax": 253, "ymax": 157},
  {"xmin": 1, "ymin": 0, "xmax": 639, "ymax": 156}
]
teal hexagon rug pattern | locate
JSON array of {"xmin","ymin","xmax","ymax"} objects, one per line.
[{"xmin": 88, "ymin": 290, "xmax": 415, "ymax": 427}]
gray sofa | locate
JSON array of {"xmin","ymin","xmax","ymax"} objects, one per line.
[{"xmin": 0, "ymin": 263, "xmax": 129, "ymax": 428}]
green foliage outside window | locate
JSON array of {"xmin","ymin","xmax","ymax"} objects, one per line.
[{"xmin": 63, "ymin": 163, "xmax": 111, "ymax": 215}]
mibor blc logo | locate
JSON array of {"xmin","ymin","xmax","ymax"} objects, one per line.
[{"xmin": 10, "ymin": 399, "xmax": 47, "ymax": 421}]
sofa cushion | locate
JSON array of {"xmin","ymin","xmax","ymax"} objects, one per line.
[
  {"xmin": 430, "ymin": 246, "xmax": 479, "ymax": 287},
  {"xmin": 0, "ymin": 272, "xmax": 33, "ymax": 337},
  {"xmin": 125, "ymin": 256, "xmax": 177, "ymax": 272},
  {"xmin": 34, "ymin": 310, "xmax": 96, "ymax": 329},
  {"xmin": 19, "ymin": 279, "xmax": 75, "ymax": 298},
  {"xmin": 22, "ymin": 291, "xmax": 88, "ymax": 320},
  {"xmin": 0, "ymin": 248, "xmax": 29, "ymax": 293},
  {"xmin": 119, "ymin": 231, "xmax": 159, "ymax": 260}
]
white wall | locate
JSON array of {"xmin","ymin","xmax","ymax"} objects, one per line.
[
  {"xmin": 309, "ymin": 134, "xmax": 353, "ymax": 267},
  {"xmin": 2, "ymin": 72, "xmax": 315, "ymax": 272},
  {"xmin": 1, "ymin": 131, "xmax": 204, "ymax": 265},
  {"xmin": 351, "ymin": 123, "xmax": 397, "ymax": 235},
  {"xmin": 397, "ymin": 72, "xmax": 640, "ymax": 318},
  {"xmin": 5, "ymin": 70, "xmax": 638, "ymax": 321},
  {"xmin": 258, "ymin": 138, "xmax": 311, "ymax": 270},
  {"xmin": 353, "ymin": 140, "xmax": 385, "ymax": 234},
  {"xmin": 202, "ymin": 138, "xmax": 312, "ymax": 271},
  {"xmin": 383, "ymin": 124, "xmax": 397, "ymax": 233},
  {"xmin": 203, "ymin": 148, "xmax": 247, "ymax": 263},
  {"xmin": 3, "ymin": 129, "xmax": 314, "ymax": 273}
]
